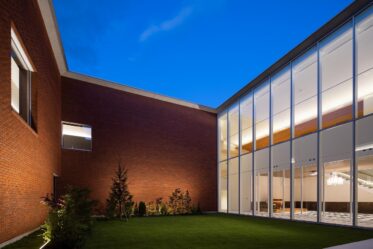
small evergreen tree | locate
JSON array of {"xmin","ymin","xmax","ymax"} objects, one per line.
[
  {"xmin": 106, "ymin": 163, "xmax": 133, "ymax": 221},
  {"xmin": 138, "ymin": 201, "xmax": 146, "ymax": 217}
]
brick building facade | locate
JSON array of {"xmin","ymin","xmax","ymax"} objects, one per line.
[{"xmin": 0, "ymin": 0, "xmax": 217, "ymax": 246}]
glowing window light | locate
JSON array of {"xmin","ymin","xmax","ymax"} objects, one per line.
[{"xmin": 327, "ymin": 172, "xmax": 345, "ymax": 186}]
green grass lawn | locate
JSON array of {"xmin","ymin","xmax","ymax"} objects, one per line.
[{"xmin": 5, "ymin": 214, "xmax": 373, "ymax": 249}]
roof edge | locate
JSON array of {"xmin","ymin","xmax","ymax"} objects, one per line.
[
  {"xmin": 217, "ymin": 0, "xmax": 372, "ymax": 113},
  {"xmin": 37, "ymin": 0, "xmax": 68, "ymax": 74},
  {"xmin": 37, "ymin": 0, "xmax": 216, "ymax": 114},
  {"xmin": 63, "ymin": 71, "xmax": 217, "ymax": 113}
]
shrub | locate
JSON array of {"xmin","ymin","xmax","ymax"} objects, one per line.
[
  {"xmin": 168, "ymin": 188, "xmax": 192, "ymax": 215},
  {"xmin": 106, "ymin": 163, "xmax": 134, "ymax": 221},
  {"xmin": 41, "ymin": 186, "xmax": 96, "ymax": 249},
  {"xmin": 138, "ymin": 201, "xmax": 146, "ymax": 217}
]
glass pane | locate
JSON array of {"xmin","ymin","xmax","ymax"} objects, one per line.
[
  {"xmin": 240, "ymin": 94, "xmax": 253, "ymax": 154},
  {"xmin": 254, "ymin": 82, "xmax": 270, "ymax": 122},
  {"xmin": 356, "ymin": 154, "xmax": 373, "ymax": 228},
  {"xmin": 356, "ymin": 115, "xmax": 373, "ymax": 228},
  {"xmin": 219, "ymin": 162, "xmax": 228, "ymax": 212},
  {"xmin": 320, "ymin": 22, "xmax": 352, "ymax": 92},
  {"xmin": 228, "ymin": 158, "xmax": 239, "ymax": 214},
  {"xmin": 272, "ymin": 142, "xmax": 291, "ymax": 219},
  {"xmin": 11, "ymin": 56, "xmax": 20, "ymax": 113},
  {"xmin": 271, "ymin": 67, "xmax": 291, "ymax": 115},
  {"xmin": 320, "ymin": 123, "xmax": 352, "ymax": 225},
  {"xmin": 229, "ymin": 105, "xmax": 239, "ymax": 158},
  {"xmin": 254, "ymin": 149, "xmax": 269, "ymax": 217},
  {"xmin": 294, "ymin": 96, "xmax": 318, "ymax": 137},
  {"xmin": 356, "ymin": 6, "xmax": 373, "ymax": 117},
  {"xmin": 320, "ymin": 22, "xmax": 353, "ymax": 129},
  {"xmin": 273, "ymin": 109, "xmax": 291, "ymax": 144},
  {"xmin": 218, "ymin": 113, "xmax": 228, "ymax": 161},
  {"xmin": 240, "ymin": 154, "xmax": 252, "ymax": 215},
  {"xmin": 293, "ymin": 47, "xmax": 318, "ymax": 138},
  {"xmin": 255, "ymin": 119, "xmax": 269, "ymax": 150},
  {"xmin": 293, "ymin": 47, "xmax": 317, "ymax": 105},
  {"xmin": 62, "ymin": 123, "xmax": 92, "ymax": 151},
  {"xmin": 293, "ymin": 134, "xmax": 318, "ymax": 222},
  {"xmin": 255, "ymin": 82, "xmax": 270, "ymax": 151},
  {"xmin": 322, "ymin": 80, "xmax": 353, "ymax": 129}
]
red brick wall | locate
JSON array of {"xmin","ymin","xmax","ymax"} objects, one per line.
[
  {"xmin": 0, "ymin": 0, "xmax": 61, "ymax": 244},
  {"xmin": 61, "ymin": 77, "xmax": 217, "ymax": 212}
]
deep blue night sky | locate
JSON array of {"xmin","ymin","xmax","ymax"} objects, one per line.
[{"xmin": 53, "ymin": 0, "xmax": 353, "ymax": 108}]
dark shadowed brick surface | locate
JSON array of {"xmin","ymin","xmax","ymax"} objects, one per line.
[{"xmin": 61, "ymin": 77, "xmax": 217, "ymax": 213}]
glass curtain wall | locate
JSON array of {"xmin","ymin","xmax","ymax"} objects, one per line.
[
  {"xmin": 355, "ymin": 6, "xmax": 373, "ymax": 228},
  {"xmin": 218, "ymin": 4, "xmax": 373, "ymax": 228}
]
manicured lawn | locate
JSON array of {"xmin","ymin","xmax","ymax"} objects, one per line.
[
  {"xmin": 5, "ymin": 214, "xmax": 373, "ymax": 249},
  {"xmin": 3, "ymin": 230, "xmax": 44, "ymax": 249}
]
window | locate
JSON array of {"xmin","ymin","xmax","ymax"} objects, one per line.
[
  {"xmin": 320, "ymin": 122, "xmax": 353, "ymax": 225},
  {"xmin": 228, "ymin": 158, "xmax": 239, "ymax": 214},
  {"xmin": 254, "ymin": 148, "xmax": 269, "ymax": 216},
  {"xmin": 218, "ymin": 113, "xmax": 228, "ymax": 161},
  {"xmin": 228, "ymin": 104, "xmax": 239, "ymax": 158},
  {"xmin": 356, "ymin": 5, "xmax": 373, "ymax": 118},
  {"xmin": 356, "ymin": 115, "xmax": 373, "ymax": 228},
  {"xmin": 271, "ymin": 67, "xmax": 291, "ymax": 144},
  {"xmin": 292, "ymin": 48, "xmax": 318, "ymax": 137},
  {"xmin": 11, "ymin": 27, "xmax": 35, "ymax": 128},
  {"xmin": 240, "ymin": 94, "xmax": 253, "ymax": 154},
  {"xmin": 320, "ymin": 22, "xmax": 353, "ymax": 129},
  {"xmin": 254, "ymin": 81, "xmax": 270, "ymax": 150},
  {"xmin": 219, "ymin": 161, "xmax": 228, "ymax": 212},
  {"xmin": 271, "ymin": 141, "xmax": 291, "ymax": 219},
  {"xmin": 292, "ymin": 133, "xmax": 318, "ymax": 222},
  {"xmin": 62, "ymin": 122, "xmax": 92, "ymax": 151},
  {"xmin": 240, "ymin": 153, "xmax": 252, "ymax": 215}
]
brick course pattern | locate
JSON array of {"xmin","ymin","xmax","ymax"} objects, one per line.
[
  {"xmin": 61, "ymin": 77, "xmax": 217, "ymax": 212},
  {"xmin": 0, "ymin": 0, "xmax": 61, "ymax": 244}
]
